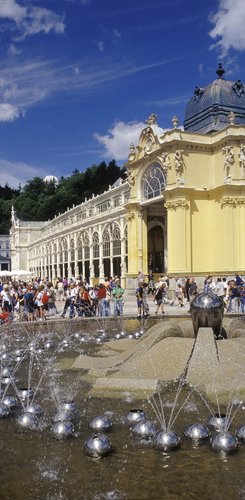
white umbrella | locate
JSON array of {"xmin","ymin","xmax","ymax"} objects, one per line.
[
  {"xmin": 0, "ymin": 270, "xmax": 12, "ymax": 277},
  {"xmin": 10, "ymin": 269, "xmax": 32, "ymax": 277}
]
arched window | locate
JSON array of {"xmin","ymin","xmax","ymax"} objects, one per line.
[
  {"xmin": 112, "ymin": 225, "xmax": 121, "ymax": 256},
  {"xmin": 142, "ymin": 162, "xmax": 166, "ymax": 201},
  {"xmin": 103, "ymin": 230, "xmax": 110, "ymax": 257},
  {"xmin": 84, "ymin": 233, "xmax": 90, "ymax": 260},
  {"xmin": 77, "ymin": 236, "xmax": 83, "ymax": 260},
  {"xmin": 70, "ymin": 239, "xmax": 75, "ymax": 262},
  {"xmin": 92, "ymin": 233, "xmax": 99, "ymax": 259}
]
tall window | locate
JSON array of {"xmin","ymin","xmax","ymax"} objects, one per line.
[
  {"xmin": 84, "ymin": 233, "xmax": 90, "ymax": 260},
  {"xmin": 112, "ymin": 225, "xmax": 121, "ymax": 256},
  {"xmin": 70, "ymin": 239, "xmax": 75, "ymax": 262},
  {"xmin": 92, "ymin": 233, "xmax": 99, "ymax": 259},
  {"xmin": 103, "ymin": 230, "xmax": 110, "ymax": 257},
  {"xmin": 77, "ymin": 236, "xmax": 83, "ymax": 260},
  {"xmin": 142, "ymin": 162, "xmax": 166, "ymax": 201}
]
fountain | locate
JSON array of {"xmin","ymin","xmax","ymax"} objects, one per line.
[{"xmin": 0, "ymin": 308, "xmax": 244, "ymax": 498}]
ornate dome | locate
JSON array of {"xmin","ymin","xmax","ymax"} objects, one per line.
[{"xmin": 184, "ymin": 64, "xmax": 245, "ymax": 134}]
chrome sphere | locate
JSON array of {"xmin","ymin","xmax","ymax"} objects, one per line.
[
  {"xmin": 208, "ymin": 414, "xmax": 229, "ymax": 432},
  {"xmin": 44, "ymin": 340, "xmax": 55, "ymax": 349},
  {"xmin": 15, "ymin": 350, "xmax": 25, "ymax": 362},
  {"xmin": 184, "ymin": 423, "xmax": 210, "ymax": 441},
  {"xmin": 1, "ymin": 353, "xmax": 13, "ymax": 365},
  {"xmin": 51, "ymin": 420, "xmax": 75, "ymax": 438},
  {"xmin": 84, "ymin": 433, "xmax": 113, "ymax": 457},
  {"xmin": 132, "ymin": 419, "xmax": 157, "ymax": 439},
  {"xmin": 0, "ymin": 402, "xmax": 10, "ymax": 418},
  {"xmin": 114, "ymin": 333, "xmax": 122, "ymax": 340},
  {"xmin": 128, "ymin": 334, "xmax": 135, "ymax": 340},
  {"xmin": 60, "ymin": 340, "xmax": 70, "ymax": 349},
  {"xmin": 126, "ymin": 409, "xmax": 146, "ymax": 425},
  {"xmin": 0, "ymin": 376, "xmax": 13, "ymax": 386},
  {"xmin": 2, "ymin": 395, "xmax": 19, "ymax": 411},
  {"xmin": 154, "ymin": 430, "xmax": 181, "ymax": 451},
  {"xmin": 27, "ymin": 403, "xmax": 43, "ymax": 417},
  {"xmin": 134, "ymin": 332, "xmax": 142, "ymax": 339},
  {"xmin": 17, "ymin": 412, "xmax": 39, "ymax": 429},
  {"xmin": 89, "ymin": 415, "xmax": 112, "ymax": 432},
  {"xmin": 1, "ymin": 366, "xmax": 13, "ymax": 378},
  {"xmin": 235, "ymin": 424, "xmax": 245, "ymax": 442},
  {"xmin": 60, "ymin": 401, "xmax": 78, "ymax": 412},
  {"xmin": 53, "ymin": 409, "xmax": 74, "ymax": 422},
  {"xmin": 210, "ymin": 432, "xmax": 239, "ymax": 454},
  {"xmin": 19, "ymin": 388, "xmax": 34, "ymax": 401}
]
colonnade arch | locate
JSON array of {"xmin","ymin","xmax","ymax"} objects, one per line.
[{"xmin": 29, "ymin": 219, "xmax": 128, "ymax": 284}]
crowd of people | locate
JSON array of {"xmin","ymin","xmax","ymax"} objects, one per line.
[
  {"xmin": 0, "ymin": 272, "xmax": 244, "ymax": 325},
  {"xmin": 0, "ymin": 276, "xmax": 125, "ymax": 324},
  {"xmin": 134, "ymin": 271, "xmax": 245, "ymax": 317}
]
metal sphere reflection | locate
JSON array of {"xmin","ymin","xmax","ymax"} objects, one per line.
[
  {"xmin": 208, "ymin": 414, "xmax": 229, "ymax": 432},
  {"xmin": 84, "ymin": 433, "xmax": 113, "ymax": 457},
  {"xmin": 126, "ymin": 409, "xmax": 146, "ymax": 425},
  {"xmin": 132, "ymin": 419, "xmax": 157, "ymax": 439},
  {"xmin": 235, "ymin": 424, "xmax": 245, "ymax": 442},
  {"xmin": 89, "ymin": 415, "xmax": 112, "ymax": 432},
  {"xmin": 154, "ymin": 430, "xmax": 181, "ymax": 451},
  {"xmin": 2, "ymin": 395, "xmax": 19, "ymax": 411},
  {"xmin": 210, "ymin": 432, "xmax": 239, "ymax": 454},
  {"xmin": 184, "ymin": 423, "xmax": 210, "ymax": 441},
  {"xmin": 51, "ymin": 420, "xmax": 75, "ymax": 438},
  {"xmin": 0, "ymin": 402, "xmax": 10, "ymax": 418},
  {"xmin": 17, "ymin": 412, "xmax": 39, "ymax": 429}
]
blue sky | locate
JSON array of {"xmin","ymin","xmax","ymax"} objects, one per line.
[{"xmin": 1, "ymin": 0, "xmax": 245, "ymax": 188}]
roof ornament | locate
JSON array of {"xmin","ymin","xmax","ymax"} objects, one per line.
[
  {"xmin": 146, "ymin": 113, "xmax": 157, "ymax": 126},
  {"xmin": 172, "ymin": 115, "xmax": 179, "ymax": 128},
  {"xmin": 193, "ymin": 86, "xmax": 203, "ymax": 102},
  {"xmin": 216, "ymin": 63, "xmax": 225, "ymax": 79},
  {"xmin": 228, "ymin": 111, "xmax": 236, "ymax": 124},
  {"xmin": 232, "ymin": 79, "xmax": 244, "ymax": 97}
]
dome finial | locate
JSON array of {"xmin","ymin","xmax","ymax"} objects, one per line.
[{"xmin": 216, "ymin": 63, "xmax": 225, "ymax": 79}]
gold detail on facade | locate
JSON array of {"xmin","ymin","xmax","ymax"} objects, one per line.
[
  {"xmin": 165, "ymin": 199, "xmax": 189, "ymax": 210},
  {"xmin": 221, "ymin": 196, "xmax": 245, "ymax": 207}
]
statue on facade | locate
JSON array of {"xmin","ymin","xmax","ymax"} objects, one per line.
[
  {"xmin": 146, "ymin": 113, "xmax": 158, "ymax": 126},
  {"xmin": 239, "ymin": 144, "xmax": 245, "ymax": 172},
  {"xmin": 222, "ymin": 145, "xmax": 234, "ymax": 177},
  {"xmin": 126, "ymin": 168, "xmax": 135, "ymax": 186},
  {"xmin": 174, "ymin": 150, "xmax": 185, "ymax": 176},
  {"xmin": 161, "ymin": 152, "xmax": 171, "ymax": 175}
]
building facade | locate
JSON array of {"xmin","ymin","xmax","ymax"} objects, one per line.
[
  {"xmin": 10, "ymin": 67, "xmax": 245, "ymax": 287},
  {"xmin": 0, "ymin": 235, "xmax": 11, "ymax": 272}
]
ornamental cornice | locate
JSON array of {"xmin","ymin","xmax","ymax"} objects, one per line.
[
  {"xmin": 221, "ymin": 196, "xmax": 245, "ymax": 207},
  {"xmin": 165, "ymin": 199, "xmax": 189, "ymax": 210}
]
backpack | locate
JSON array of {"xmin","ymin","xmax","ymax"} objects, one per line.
[{"xmin": 41, "ymin": 292, "xmax": 49, "ymax": 304}]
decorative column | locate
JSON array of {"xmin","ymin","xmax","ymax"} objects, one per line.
[
  {"xmin": 165, "ymin": 194, "xmax": 191, "ymax": 275},
  {"xmin": 74, "ymin": 234, "xmax": 79, "ymax": 277}
]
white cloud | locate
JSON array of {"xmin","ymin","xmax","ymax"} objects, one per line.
[
  {"xmin": 209, "ymin": 0, "xmax": 245, "ymax": 55},
  {"xmin": 94, "ymin": 121, "xmax": 145, "ymax": 160},
  {"xmin": 0, "ymin": 55, "xmax": 177, "ymax": 123},
  {"xmin": 0, "ymin": 0, "xmax": 65, "ymax": 40},
  {"xmin": 0, "ymin": 158, "xmax": 50, "ymax": 188},
  {"xmin": 97, "ymin": 41, "xmax": 104, "ymax": 52},
  {"xmin": 0, "ymin": 103, "xmax": 23, "ymax": 122}
]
